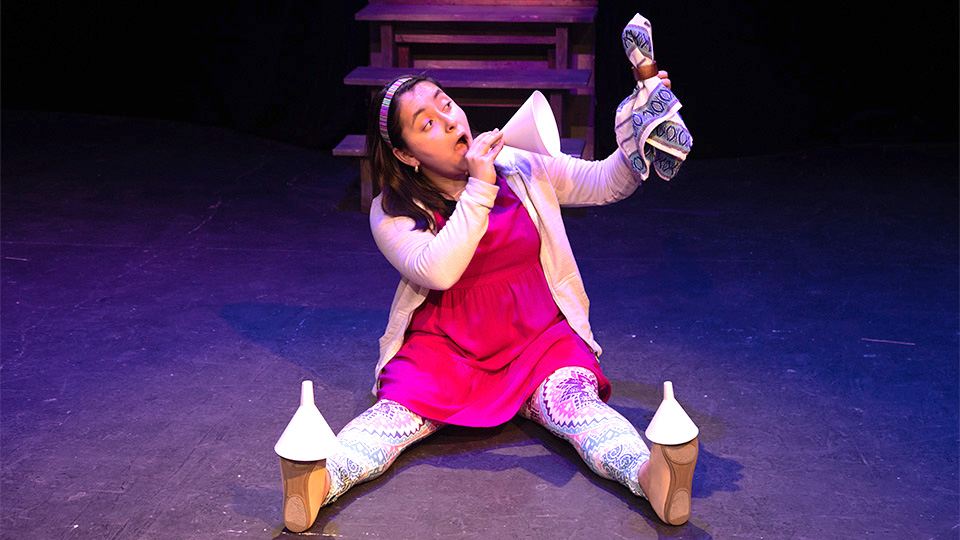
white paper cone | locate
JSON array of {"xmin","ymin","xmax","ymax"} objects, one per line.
[
  {"xmin": 274, "ymin": 380, "xmax": 341, "ymax": 461},
  {"xmin": 645, "ymin": 381, "xmax": 699, "ymax": 445},
  {"xmin": 501, "ymin": 90, "xmax": 561, "ymax": 157}
]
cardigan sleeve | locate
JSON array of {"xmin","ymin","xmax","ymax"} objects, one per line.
[
  {"xmin": 370, "ymin": 178, "xmax": 500, "ymax": 290},
  {"xmin": 539, "ymin": 149, "xmax": 640, "ymax": 207}
]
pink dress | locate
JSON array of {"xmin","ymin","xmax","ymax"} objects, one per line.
[{"xmin": 377, "ymin": 177, "xmax": 611, "ymax": 427}]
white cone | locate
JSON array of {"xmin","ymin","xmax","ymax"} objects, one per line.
[
  {"xmin": 645, "ymin": 381, "xmax": 699, "ymax": 445},
  {"xmin": 501, "ymin": 90, "xmax": 561, "ymax": 157},
  {"xmin": 274, "ymin": 380, "xmax": 341, "ymax": 462}
]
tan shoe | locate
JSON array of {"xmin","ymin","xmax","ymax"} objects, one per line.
[
  {"xmin": 280, "ymin": 457, "xmax": 330, "ymax": 533},
  {"xmin": 639, "ymin": 437, "xmax": 698, "ymax": 526}
]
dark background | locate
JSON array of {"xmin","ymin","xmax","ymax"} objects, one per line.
[{"xmin": 2, "ymin": 1, "xmax": 957, "ymax": 159}]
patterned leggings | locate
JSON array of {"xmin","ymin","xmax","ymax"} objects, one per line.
[{"xmin": 322, "ymin": 366, "xmax": 649, "ymax": 506}]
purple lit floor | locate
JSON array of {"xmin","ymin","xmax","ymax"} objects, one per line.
[{"xmin": 2, "ymin": 111, "xmax": 957, "ymax": 539}]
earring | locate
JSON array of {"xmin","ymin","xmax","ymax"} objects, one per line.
[{"xmin": 414, "ymin": 164, "xmax": 420, "ymax": 174}]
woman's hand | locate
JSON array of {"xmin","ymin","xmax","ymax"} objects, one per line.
[
  {"xmin": 465, "ymin": 129, "xmax": 505, "ymax": 185},
  {"xmin": 658, "ymin": 70, "xmax": 671, "ymax": 89}
]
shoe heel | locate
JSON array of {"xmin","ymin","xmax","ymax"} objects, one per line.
[{"xmin": 280, "ymin": 457, "xmax": 330, "ymax": 533}]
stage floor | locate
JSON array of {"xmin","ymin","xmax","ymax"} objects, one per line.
[{"xmin": 2, "ymin": 111, "xmax": 957, "ymax": 539}]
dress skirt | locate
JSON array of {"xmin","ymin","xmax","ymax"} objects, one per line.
[{"xmin": 377, "ymin": 177, "xmax": 611, "ymax": 427}]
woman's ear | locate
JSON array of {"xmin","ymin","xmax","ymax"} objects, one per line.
[{"xmin": 392, "ymin": 147, "xmax": 420, "ymax": 170}]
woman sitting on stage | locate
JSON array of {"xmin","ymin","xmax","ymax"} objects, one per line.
[{"xmin": 279, "ymin": 73, "xmax": 698, "ymax": 533}]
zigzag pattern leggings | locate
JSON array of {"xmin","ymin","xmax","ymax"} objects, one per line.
[{"xmin": 322, "ymin": 366, "xmax": 649, "ymax": 506}]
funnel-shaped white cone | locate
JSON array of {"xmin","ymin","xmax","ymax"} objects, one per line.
[
  {"xmin": 274, "ymin": 381, "xmax": 341, "ymax": 462},
  {"xmin": 501, "ymin": 90, "xmax": 561, "ymax": 157},
  {"xmin": 645, "ymin": 381, "xmax": 699, "ymax": 445}
]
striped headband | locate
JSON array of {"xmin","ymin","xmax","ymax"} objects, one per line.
[{"xmin": 379, "ymin": 76, "xmax": 413, "ymax": 148}]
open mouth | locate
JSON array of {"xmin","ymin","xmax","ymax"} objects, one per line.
[{"xmin": 455, "ymin": 134, "xmax": 469, "ymax": 154}]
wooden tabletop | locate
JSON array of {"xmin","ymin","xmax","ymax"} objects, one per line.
[
  {"xmin": 355, "ymin": 4, "xmax": 597, "ymax": 24},
  {"xmin": 344, "ymin": 66, "xmax": 591, "ymax": 89}
]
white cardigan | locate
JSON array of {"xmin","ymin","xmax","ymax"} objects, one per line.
[{"xmin": 368, "ymin": 147, "xmax": 640, "ymax": 395}]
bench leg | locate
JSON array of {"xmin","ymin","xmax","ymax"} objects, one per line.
[
  {"xmin": 380, "ymin": 24, "xmax": 395, "ymax": 67},
  {"xmin": 549, "ymin": 92, "xmax": 564, "ymax": 137},
  {"xmin": 360, "ymin": 159, "xmax": 373, "ymax": 214}
]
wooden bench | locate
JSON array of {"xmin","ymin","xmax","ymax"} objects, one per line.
[
  {"xmin": 353, "ymin": 2, "xmax": 597, "ymax": 159},
  {"xmin": 334, "ymin": 134, "xmax": 586, "ymax": 213}
]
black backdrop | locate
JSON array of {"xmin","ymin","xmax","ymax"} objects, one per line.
[{"xmin": 3, "ymin": 1, "xmax": 957, "ymax": 158}]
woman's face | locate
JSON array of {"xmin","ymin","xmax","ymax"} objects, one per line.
[{"xmin": 393, "ymin": 82, "xmax": 473, "ymax": 182}]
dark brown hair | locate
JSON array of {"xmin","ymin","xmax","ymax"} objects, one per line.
[{"xmin": 366, "ymin": 75, "xmax": 452, "ymax": 232}]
